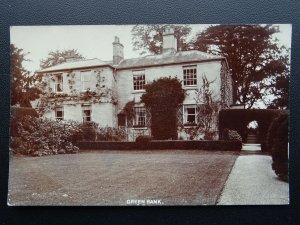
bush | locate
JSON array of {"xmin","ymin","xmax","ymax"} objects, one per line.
[
  {"xmin": 266, "ymin": 112, "xmax": 289, "ymax": 181},
  {"xmin": 135, "ymin": 135, "xmax": 152, "ymax": 143},
  {"xmin": 11, "ymin": 116, "xmax": 80, "ymax": 156},
  {"xmin": 77, "ymin": 122, "xmax": 97, "ymax": 141},
  {"xmin": 10, "ymin": 106, "xmax": 38, "ymax": 137},
  {"xmin": 223, "ymin": 129, "xmax": 242, "ymax": 142},
  {"xmin": 96, "ymin": 127, "xmax": 126, "ymax": 141}
]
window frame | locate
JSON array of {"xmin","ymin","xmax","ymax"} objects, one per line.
[
  {"xmin": 54, "ymin": 73, "xmax": 64, "ymax": 93},
  {"xmin": 183, "ymin": 65, "xmax": 197, "ymax": 87},
  {"xmin": 55, "ymin": 106, "xmax": 64, "ymax": 121},
  {"xmin": 82, "ymin": 104, "xmax": 92, "ymax": 122},
  {"xmin": 183, "ymin": 104, "xmax": 197, "ymax": 126},
  {"xmin": 132, "ymin": 70, "xmax": 146, "ymax": 91},
  {"xmin": 80, "ymin": 70, "xmax": 92, "ymax": 91},
  {"xmin": 133, "ymin": 106, "xmax": 146, "ymax": 127}
]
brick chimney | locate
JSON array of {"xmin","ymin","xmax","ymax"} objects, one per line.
[
  {"xmin": 112, "ymin": 36, "xmax": 124, "ymax": 65},
  {"xmin": 162, "ymin": 27, "xmax": 177, "ymax": 54}
]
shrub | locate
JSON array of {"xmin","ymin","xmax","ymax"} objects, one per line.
[
  {"xmin": 96, "ymin": 127, "xmax": 126, "ymax": 141},
  {"xmin": 135, "ymin": 135, "xmax": 152, "ymax": 143},
  {"xmin": 77, "ymin": 122, "xmax": 97, "ymax": 141},
  {"xmin": 266, "ymin": 112, "xmax": 289, "ymax": 181},
  {"xmin": 223, "ymin": 129, "xmax": 242, "ymax": 142},
  {"xmin": 10, "ymin": 106, "xmax": 38, "ymax": 137},
  {"xmin": 11, "ymin": 116, "xmax": 80, "ymax": 156}
]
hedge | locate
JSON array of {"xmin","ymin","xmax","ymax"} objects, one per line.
[
  {"xmin": 219, "ymin": 109, "xmax": 286, "ymax": 144},
  {"xmin": 266, "ymin": 112, "xmax": 289, "ymax": 181},
  {"xmin": 77, "ymin": 140, "xmax": 242, "ymax": 151}
]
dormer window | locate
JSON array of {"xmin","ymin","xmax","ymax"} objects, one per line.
[
  {"xmin": 133, "ymin": 70, "xmax": 145, "ymax": 91},
  {"xmin": 183, "ymin": 66, "xmax": 197, "ymax": 86},
  {"xmin": 54, "ymin": 73, "xmax": 63, "ymax": 93}
]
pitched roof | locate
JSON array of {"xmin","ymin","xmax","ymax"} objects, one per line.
[
  {"xmin": 117, "ymin": 50, "xmax": 224, "ymax": 69},
  {"xmin": 38, "ymin": 50, "xmax": 224, "ymax": 73},
  {"xmin": 38, "ymin": 58, "xmax": 113, "ymax": 73}
]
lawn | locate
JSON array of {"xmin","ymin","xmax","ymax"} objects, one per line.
[{"xmin": 8, "ymin": 150, "xmax": 238, "ymax": 206}]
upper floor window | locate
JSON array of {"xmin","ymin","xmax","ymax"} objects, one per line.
[
  {"xmin": 54, "ymin": 73, "xmax": 63, "ymax": 93},
  {"xmin": 134, "ymin": 107, "xmax": 146, "ymax": 127},
  {"xmin": 183, "ymin": 104, "xmax": 197, "ymax": 125},
  {"xmin": 133, "ymin": 70, "xmax": 145, "ymax": 91},
  {"xmin": 81, "ymin": 70, "xmax": 91, "ymax": 91},
  {"xmin": 55, "ymin": 106, "xmax": 64, "ymax": 121},
  {"xmin": 183, "ymin": 66, "xmax": 197, "ymax": 86},
  {"xmin": 82, "ymin": 104, "xmax": 92, "ymax": 122}
]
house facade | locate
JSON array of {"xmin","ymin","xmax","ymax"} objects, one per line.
[{"xmin": 37, "ymin": 28, "xmax": 233, "ymax": 140}]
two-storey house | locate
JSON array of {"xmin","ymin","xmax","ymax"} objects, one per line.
[{"xmin": 38, "ymin": 28, "xmax": 233, "ymax": 140}]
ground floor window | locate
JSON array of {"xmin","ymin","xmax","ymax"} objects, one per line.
[
  {"xmin": 55, "ymin": 106, "xmax": 64, "ymax": 121},
  {"xmin": 134, "ymin": 107, "xmax": 146, "ymax": 127},
  {"xmin": 183, "ymin": 104, "xmax": 197, "ymax": 125},
  {"xmin": 82, "ymin": 104, "xmax": 92, "ymax": 122}
]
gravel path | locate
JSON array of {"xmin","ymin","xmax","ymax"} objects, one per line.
[{"xmin": 217, "ymin": 155, "xmax": 289, "ymax": 205}]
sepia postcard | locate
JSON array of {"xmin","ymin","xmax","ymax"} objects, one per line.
[{"xmin": 8, "ymin": 24, "xmax": 290, "ymax": 206}]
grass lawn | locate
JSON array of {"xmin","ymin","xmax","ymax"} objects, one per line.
[{"xmin": 8, "ymin": 150, "xmax": 238, "ymax": 206}]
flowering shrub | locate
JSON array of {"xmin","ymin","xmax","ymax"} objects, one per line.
[{"xmin": 11, "ymin": 116, "xmax": 80, "ymax": 156}]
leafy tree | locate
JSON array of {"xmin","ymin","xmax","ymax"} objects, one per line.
[
  {"xmin": 131, "ymin": 24, "xmax": 192, "ymax": 55},
  {"xmin": 11, "ymin": 44, "xmax": 41, "ymax": 107},
  {"xmin": 192, "ymin": 25, "xmax": 289, "ymax": 108},
  {"xmin": 40, "ymin": 49, "xmax": 84, "ymax": 69},
  {"xmin": 141, "ymin": 77, "xmax": 185, "ymax": 140}
]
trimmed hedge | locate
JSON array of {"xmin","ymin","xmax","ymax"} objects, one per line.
[
  {"xmin": 219, "ymin": 109, "xmax": 286, "ymax": 144},
  {"xmin": 78, "ymin": 140, "xmax": 242, "ymax": 151},
  {"xmin": 267, "ymin": 112, "xmax": 289, "ymax": 181}
]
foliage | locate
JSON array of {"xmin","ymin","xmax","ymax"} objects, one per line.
[
  {"xmin": 123, "ymin": 101, "xmax": 135, "ymax": 121},
  {"xmin": 96, "ymin": 127, "xmax": 127, "ymax": 141},
  {"xmin": 76, "ymin": 122, "xmax": 98, "ymax": 141},
  {"xmin": 40, "ymin": 49, "xmax": 84, "ymax": 69},
  {"xmin": 10, "ymin": 106, "xmax": 39, "ymax": 137},
  {"xmin": 267, "ymin": 73, "xmax": 289, "ymax": 109},
  {"xmin": 192, "ymin": 25, "xmax": 290, "ymax": 108},
  {"xmin": 141, "ymin": 77, "xmax": 185, "ymax": 140},
  {"xmin": 193, "ymin": 75, "xmax": 220, "ymax": 138},
  {"xmin": 131, "ymin": 24, "xmax": 192, "ymax": 55},
  {"xmin": 219, "ymin": 109, "xmax": 284, "ymax": 143},
  {"xmin": 135, "ymin": 135, "xmax": 152, "ymax": 143},
  {"xmin": 223, "ymin": 129, "xmax": 243, "ymax": 142},
  {"xmin": 10, "ymin": 116, "xmax": 80, "ymax": 156},
  {"xmin": 10, "ymin": 44, "xmax": 42, "ymax": 107},
  {"xmin": 266, "ymin": 112, "xmax": 289, "ymax": 181}
]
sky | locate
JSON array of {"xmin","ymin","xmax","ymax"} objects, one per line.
[{"xmin": 10, "ymin": 24, "xmax": 292, "ymax": 73}]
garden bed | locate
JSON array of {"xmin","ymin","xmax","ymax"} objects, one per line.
[{"xmin": 77, "ymin": 140, "xmax": 242, "ymax": 151}]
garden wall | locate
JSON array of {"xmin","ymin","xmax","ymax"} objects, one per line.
[{"xmin": 77, "ymin": 140, "xmax": 242, "ymax": 151}]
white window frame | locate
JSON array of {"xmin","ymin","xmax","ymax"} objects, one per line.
[
  {"xmin": 82, "ymin": 104, "xmax": 92, "ymax": 122},
  {"xmin": 54, "ymin": 73, "xmax": 63, "ymax": 93},
  {"xmin": 80, "ymin": 70, "xmax": 91, "ymax": 91},
  {"xmin": 55, "ymin": 106, "xmax": 64, "ymax": 121},
  {"xmin": 183, "ymin": 104, "xmax": 197, "ymax": 125},
  {"xmin": 133, "ymin": 70, "xmax": 145, "ymax": 91},
  {"xmin": 183, "ymin": 65, "xmax": 197, "ymax": 86},
  {"xmin": 134, "ymin": 107, "xmax": 146, "ymax": 127}
]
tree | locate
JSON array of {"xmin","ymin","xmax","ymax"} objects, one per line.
[
  {"xmin": 11, "ymin": 44, "xmax": 41, "ymax": 107},
  {"xmin": 141, "ymin": 77, "xmax": 185, "ymax": 140},
  {"xmin": 40, "ymin": 49, "xmax": 84, "ymax": 69},
  {"xmin": 192, "ymin": 25, "xmax": 289, "ymax": 108},
  {"xmin": 131, "ymin": 24, "xmax": 192, "ymax": 55}
]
